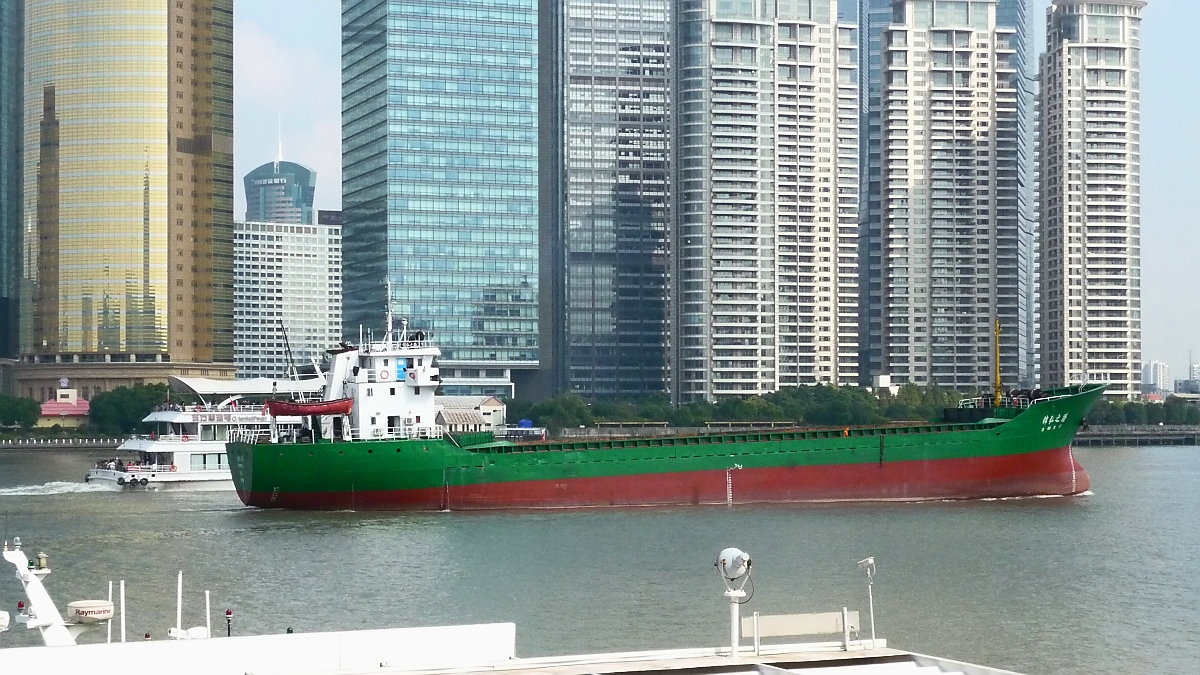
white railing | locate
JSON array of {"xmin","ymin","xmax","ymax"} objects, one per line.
[
  {"xmin": 229, "ymin": 429, "xmax": 270, "ymax": 445},
  {"xmin": 958, "ymin": 396, "xmax": 1032, "ymax": 409}
]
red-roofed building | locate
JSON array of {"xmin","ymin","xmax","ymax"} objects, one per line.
[{"xmin": 37, "ymin": 388, "xmax": 91, "ymax": 428}]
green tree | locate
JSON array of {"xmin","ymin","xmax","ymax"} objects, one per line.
[
  {"xmin": 1163, "ymin": 397, "xmax": 1187, "ymax": 424},
  {"xmin": 89, "ymin": 383, "xmax": 169, "ymax": 435},
  {"xmin": 0, "ymin": 394, "xmax": 40, "ymax": 429},
  {"xmin": 1123, "ymin": 402, "xmax": 1146, "ymax": 425},
  {"xmin": 1144, "ymin": 402, "xmax": 1165, "ymax": 425},
  {"xmin": 1186, "ymin": 406, "xmax": 1200, "ymax": 425}
]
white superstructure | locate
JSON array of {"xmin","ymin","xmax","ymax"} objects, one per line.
[
  {"xmin": 233, "ymin": 220, "xmax": 342, "ymax": 379},
  {"xmin": 674, "ymin": 0, "xmax": 859, "ymax": 401},
  {"xmin": 287, "ymin": 318, "xmax": 443, "ymax": 443},
  {"xmin": 876, "ymin": 0, "xmax": 1023, "ymax": 389},
  {"xmin": 1039, "ymin": 0, "xmax": 1145, "ymax": 400}
]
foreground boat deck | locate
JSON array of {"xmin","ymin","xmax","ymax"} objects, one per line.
[{"xmin": 339, "ymin": 643, "xmax": 1022, "ymax": 675}]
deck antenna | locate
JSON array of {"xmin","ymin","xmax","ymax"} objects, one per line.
[
  {"xmin": 385, "ymin": 279, "xmax": 394, "ymax": 346},
  {"xmin": 994, "ymin": 319, "xmax": 1002, "ymax": 407}
]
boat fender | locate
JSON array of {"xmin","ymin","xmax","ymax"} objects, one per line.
[
  {"xmin": 182, "ymin": 434, "xmax": 190, "ymax": 442},
  {"xmin": 116, "ymin": 477, "xmax": 125, "ymax": 486},
  {"xmin": 140, "ymin": 478, "xmax": 149, "ymax": 486},
  {"xmin": 379, "ymin": 369, "xmax": 389, "ymax": 380},
  {"xmin": 170, "ymin": 464, "xmax": 177, "ymax": 472}
]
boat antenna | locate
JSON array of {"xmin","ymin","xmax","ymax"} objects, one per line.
[{"xmin": 994, "ymin": 319, "xmax": 1002, "ymax": 407}]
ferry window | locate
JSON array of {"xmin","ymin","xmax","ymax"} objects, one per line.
[
  {"xmin": 383, "ymin": 359, "xmax": 389, "ymax": 366},
  {"xmin": 201, "ymin": 425, "xmax": 217, "ymax": 441},
  {"xmin": 418, "ymin": 358, "xmax": 423, "ymax": 366},
  {"xmin": 191, "ymin": 454, "xmax": 205, "ymax": 471},
  {"xmin": 218, "ymin": 454, "xmax": 227, "ymax": 468}
]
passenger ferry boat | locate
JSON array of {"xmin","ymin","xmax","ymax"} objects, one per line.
[{"xmin": 86, "ymin": 374, "xmax": 324, "ymax": 491}]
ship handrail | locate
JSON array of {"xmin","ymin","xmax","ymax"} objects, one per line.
[{"xmin": 466, "ymin": 419, "xmax": 1010, "ymax": 454}]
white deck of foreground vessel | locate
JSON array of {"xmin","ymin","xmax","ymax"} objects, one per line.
[
  {"xmin": 0, "ymin": 624, "xmax": 1022, "ymax": 675},
  {"xmin": 345, "ymin": 643, "xmax": 1024, "ymax": 675}
]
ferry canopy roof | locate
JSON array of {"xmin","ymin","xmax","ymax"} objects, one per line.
[{"xmin": 168, "ymin": 375, "xmax": 326, "ymax": 399}]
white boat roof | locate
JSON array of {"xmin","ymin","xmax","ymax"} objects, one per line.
[{"xmin": 168, "ymin": 375, "xmax": 326, "ymax": 397}]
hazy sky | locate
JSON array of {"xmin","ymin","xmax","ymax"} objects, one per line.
[{"xmin": 233, "ymin": 0, "xmax": 1200, "ymax": 384}]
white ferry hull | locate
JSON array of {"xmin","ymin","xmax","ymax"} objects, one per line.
[{"xmin": 85, "ymin": 469, "xmax": 234, "ymax": 492}]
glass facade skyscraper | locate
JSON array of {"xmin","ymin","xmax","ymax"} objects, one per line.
[
  {"xmin": 342, "ymin": 0, "xmax": 539, "ymax": 398},
  {"xmin": 540, "ymin": 0, "xmax": 671, "ymax": 396},
  {"xmin": 15, "ymin": 0, "xmax": 234, "ymax": 401},
  {"xmin": 244, "ymin": 160, "xmax": 317, "ymax": 225},
  {"xmin": 0, "ymin": 0, "xmax": 20, "ymax": 359}
]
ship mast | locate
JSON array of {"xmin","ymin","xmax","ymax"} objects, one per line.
[{"xmin": 994, "ymin": 319, "xmax": 1002, "ymax": 407}]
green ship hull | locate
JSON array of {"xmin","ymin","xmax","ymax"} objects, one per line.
[{"xmin": 228, "ymin": 384, "xmax": 1104, "ymax": 510}]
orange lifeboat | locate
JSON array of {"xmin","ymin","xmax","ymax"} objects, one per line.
[{"xmin": 263, "ymin": 398, "xmax": 353, "ymax": 417}]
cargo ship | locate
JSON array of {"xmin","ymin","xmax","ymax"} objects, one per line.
[{"xmin": 227, "ymin": 318, "xmax": 1103, "ymax": 510}]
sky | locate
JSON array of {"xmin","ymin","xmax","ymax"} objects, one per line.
[{"xmin": 233, "ymin": 0, "xmax": 1200, "ymax": 386}]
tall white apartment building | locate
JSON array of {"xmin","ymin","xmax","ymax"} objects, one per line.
[
  {"xmin": 674, "ymin": 0, "xmax": 859, "ymax": 401},
  {"xmin": 233, "ymin": 221, "xmax": 342, "ymax": 379},
  {"xmin": 877, "ymin": 0, "xmax": 1024, "ymax": 389},
  {"xmin": 1040, "ymin": 0, "xmax": 1144, "ymax": 400},
  {"xmin": 1141, "ymin": 359, "xmax": 1167, "ymax": 392}
]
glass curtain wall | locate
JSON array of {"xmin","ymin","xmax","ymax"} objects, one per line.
[{"xmin": 342, "ymin": 0, "xmax": 539, "ymax": 396}]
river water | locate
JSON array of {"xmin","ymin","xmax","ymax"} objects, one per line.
[{"xmin": 0, "ymin": 446, "xmax": 1196, "ymax": 674}]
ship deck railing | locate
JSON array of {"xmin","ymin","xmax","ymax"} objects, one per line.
[
  {"xmin": 466, "ymin": 419, "xmax": 1009, "ymax": 454},
  {"xmin": 154, "ymin": 403, "xmax": 271, "ymax": 414}
]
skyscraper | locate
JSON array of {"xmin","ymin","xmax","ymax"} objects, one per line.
[
  {"xmin": 673, "ymin": 0, "xmax": 861, "ymax": 402},
  {"xmin": 869, "ymin": 0, "xmax": 1025, "ymax": 390},
  {"xmin": 15, "ymin": 0, "xmax": 234, "ymax": 401},
  {"xmin": 1039, "ymin": 0, "xmax": 1144, "ymax": 400},
  {"xmin": 244, "ymin": 160, "xmax": 316, "ymax": 225},
  {"xmin": 342, "ymin": 0, "xmax": 539, "ymax": 399},
  {"xmin": 859, "ymin": 0, "xmax": 1034, "ymax": 388},
  {"xmin": 234, "ymin": 220, "xmax": 342, "ymax": 379},
  {"xmin": 0, "ymin": 0, "xmax": 21, "ymax": 359},
  {"xmin": 539, "ymin": 0, "xmax": 671, "ymax": 396}
]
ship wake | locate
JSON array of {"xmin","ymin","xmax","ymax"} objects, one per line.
[{"xmin": 0, "ymin": 481, "xmax": 119, "ymax": 497}]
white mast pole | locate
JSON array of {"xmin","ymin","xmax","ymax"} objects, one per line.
[
  {"xmin": 107, "ymin": 581, "xmax": 113, "ymax": 643},
  {"xmin": 120, "ymin": 580, "xmax": 126, "ymax": 643},
  {"xmin": 176, "ymin": 571, "xmax": 183, "ymax": 638},
  {"xmin": 206, "ymin": 590, "xmax": 211, "ymax": 639}
]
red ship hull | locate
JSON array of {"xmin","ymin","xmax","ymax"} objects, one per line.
[{"xmin": 237, "ymin": 444, "xmax": 1089, "ymax": 510}]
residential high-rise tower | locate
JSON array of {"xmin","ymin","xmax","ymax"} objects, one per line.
[
  {"xmin": 342, "ymin": 0, "xmax": 539, "ymax": 398},
  {"xmin": 1039, "ymin": 0, "xmax": 1144, "ymax": 399},
  {"xmin": 15, "ymin": 0, "xmax": 234, "ymax": 401},
  {"xmin": 859, "ymin": 0, "xmax": 1034, "ymax": 388},
  {"xmin": 871, "ymin": 0, "xmax": 1025, "ymax": 390},
  {"xmin": 673, "ymin": 0, "xmax": 861, "ymax": 401}
]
